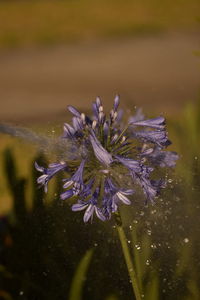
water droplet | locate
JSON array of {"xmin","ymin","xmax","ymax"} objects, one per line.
[
  {"xmin": 127, "ymin": 240, "xmax": 131, "ymax": 244},
  {"xmin": 141, "ymin": 294, "xmax": 145, "ymax": 298},
  {"xmin": 151, "ymin": 244, "xmax": 157, "ymax": 249},
  {"xmin": 146, "ymin": 259, "xmax": 150, "ymax": 265},
  {"xmin": 168, "ymin": 178, "xmax": 173, "ymax": 183},
  {"xmin": 135, "ymin": 244, "xmax": 141, "ymax": 250},
  {"xmin": 133, "ymin": 220, "xmax": 138, "ymax": 224},
  {"xmin": 19, "ymin": 291, "xmax": 24, "ymax": 296},
  {"xmin": 194, "ymin": 156, "xmax": 198, "ymax": 160},
  {"xmin": 183, "ymin": 238, "xmax": 189, "ymax": 243},
  {"xmin": 94, "ymin": 243, "xmax": 98, "ymax": 247},
  {"xmin": 129, "ymin": 225, "xmax": 133, "ymax": 231}
]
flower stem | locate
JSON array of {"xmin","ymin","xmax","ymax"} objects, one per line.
[{"xmin": 115, "ymin": 212, "xmax": 142, "ymax": 300}]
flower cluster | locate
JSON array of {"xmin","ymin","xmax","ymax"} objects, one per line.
[{"xmin": 35, "ymin": 96, "xmax": 178, "ymax": 222}]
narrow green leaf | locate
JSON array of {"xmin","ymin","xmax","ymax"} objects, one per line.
[
  {"xmin": 144, "ymin": 273, "xmax": 159, "ymax": 300},
  {"xmin": 68, "ymin": 248, "xmax": 94, "ymax": 300}
]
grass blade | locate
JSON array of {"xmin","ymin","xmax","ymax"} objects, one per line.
[{"xmin": 68, "ymin": 248, "xmax": 94, "ymax": 300}]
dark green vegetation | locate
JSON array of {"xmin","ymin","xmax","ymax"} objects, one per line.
[
  {"xmin": 0, "ymin": 100, "xmax": 200, "ymax": 299},
  {"xmin": 0, "ymin": 0, "xmax": 199, "ymax": 48}
]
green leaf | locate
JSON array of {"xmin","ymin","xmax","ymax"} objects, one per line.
[
  {"xmin": 144, "ymin": 273, "xmax": 159, "ymax": 300},
  {"xmin": 68, "ymin": 248, "xmax": 94, "ymax": 300}
]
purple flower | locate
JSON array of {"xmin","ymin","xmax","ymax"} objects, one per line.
[
  {"xmin": 113, "ymin": 95, "xmax": 120, "ymax": 111},
  {"xmin": 60, "ymin": 160, "xmax": 85, "ymax": 200},
  {"xmin": 63, "ymin": 123, "xmax": 76, "ymax": 139},
  {"xmin": 130, "ymin": 116, "xmax": 165, "ymax": 130},
  {"xmin": 144, "ymin": 148, "xmax": 179, "ymax": 167},
  {"xmin": 68, "ymin": 105, "xmax": 81, "ymax": 117},
  {"xmin": 89, "ymin": 131, "xmax": 113, "ymax": 166},
  {"xmin": 133, "ymin": 130, "xmax": 171, "ymax": 148},
  {"xmin": 35, "ymin": 95, "xmax": 178, "ymax": 222},
  {"xmin": 105, "ymin": 178, "xmax": 134, "ymax": 206},
  {"xmin": 72, "ymin": 188, "xmax": 106, "ymax": 222},
  {"xmin": 35, "ymin": 161, "xmax": 67, "ymax": 192},
  {"xmin": 138, "ymin": 177, "xmax": 158, "ymax": 203},
  {"xmin": 115, "ymin": 156, "xmax": 142, "ymax": 174}
]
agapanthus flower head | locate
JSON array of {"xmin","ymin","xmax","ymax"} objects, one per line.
[{"xmin": 35, "ymin": 96, "xmax": 178, "ymax": 222}]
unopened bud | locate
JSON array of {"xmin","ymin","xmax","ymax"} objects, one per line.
[
  {"xmin": 99, "ymin": 105, "xmax": 103, "ymax": 112},
  {"xmin": 81, "ymin": 113, "xmax": 86, "ymax": 123},
  {"xmin": 92, "ymin": 120, "xmax": 97, "ymax": 129},
  {"xmin": 121, "ymin": 136, "xmax": 126, "ymax": 144},
  {"xmin": 99, "ymin": 111, "xmax": 105, "ymax": 122}
]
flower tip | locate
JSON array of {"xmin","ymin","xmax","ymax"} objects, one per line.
[
  {"xmin": 34, "ymin": 161, "xmax": 44, "ymax": 172},
  {"xmin": 95, "ymin": 96, "xmax": 102, "ymax": 107},
  {"xmin": 114, "ymin": 95, "xmax": 120, "ymax": 110},
  {"xmin": 67, "ymin": 105, "xmax": 81, "ymax": 117}
]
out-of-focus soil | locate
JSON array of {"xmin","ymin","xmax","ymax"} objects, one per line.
[{"xmin": 0, "ymin": 32, "xmax": 199, "ymax": 124}]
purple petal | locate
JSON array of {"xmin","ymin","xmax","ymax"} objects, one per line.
[
  {"xmin": 89, "ymin": 131, "xmax": 113, "ymax": 166},
  {"xmin": 72, "ymin": 117, "xmax": 83, "ymax": 131},
  {"xmin": 48, "ymin": 162, "xmax": 67, "ymax": 169},
  {"xmin": 130, "ymin": 116, "xmax": 165, "ymax": 130},
  {"xmin": 92, "ymin": 102, "xmax": 99, "ymax": 118},
  {"xmin": 94, "ymin": 207, "xmax": 106, "ymax": 221},
  {"xmin": 115, "ymin": 109, "xmax": 123, "ymax": 123},
  {"xmin": 134, "ymin": 130, "xmax": 171, "ymax": 147},
  {"xmin": 37, "ymin": 174, "xmax": 48, "ymax": 184},
  {"xmin": 34, "ymin": 162, "xmax": 44, "ymax": 172},
  {"xmin": 71, "ymin": 160, "xmax": 85, "ymax": 185},
  {"xmin": 141, "ymin": 178, "xmax": 157, "ymax": 202},
  {"xmin": 68, "ymin": 105, "xmax": 81, "ymax": 117},
  {"xmin": 83, "ymin": 204, "xmax": 95, "ymax": 222},
  {"xmin": 120, "ymin": 189, "xmax": 134, "ymax": 196},
  {"xmin": 148, "ymin": 150, "xmax": 179, "ymax": 167},
  {"xmin": 141, "ymin": 148, "xmax": 154, "ymax": 156},
  {"xmin": 72, "ymin": 203, "xmax": 88, "ymax": 211},
  {"xmin": 60, "ymin": 189, "xmax": 74, "ymax": 200},
  {"xmin": 63, "ymin": 180, "xmax": 73, "ymax": 188},
  {"xmin": 95, "ymin": 97, "xmax": 101, "ymax": 108},
  {"xmin": 116, "ymin": 192, "xmax": 131, "ymax": 205},
  {"xmin": 116, "ymin": 156, "xmax": 141, "ymax": 173},
  {"xmin": 103, "ymin": 122, "xmax": 109, "ymax": 136},
  {"xmin": 63, "ymin": 123, "xmax": 75, "ymax": 138},
  {"xmin": 113, "ymin": 95, "xmax": 120, "ymax": 111}
]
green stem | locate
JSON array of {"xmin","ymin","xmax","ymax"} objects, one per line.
[{"xmin": 115, "ymin": 213, "xmax": 142, "ymax": 300}]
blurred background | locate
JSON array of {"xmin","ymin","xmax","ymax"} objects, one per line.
[
  {"xmin": 0, "ymin": 0, "xmax": 200, "ymax": 123},
  {"xmin": 0, "ymin": 1, "xmax": 200, "ymax": 299}
]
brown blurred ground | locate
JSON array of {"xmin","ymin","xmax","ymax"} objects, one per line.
[{"xmin": 0, "ymin": 32, "xmax": 199, "ymax": 124}]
